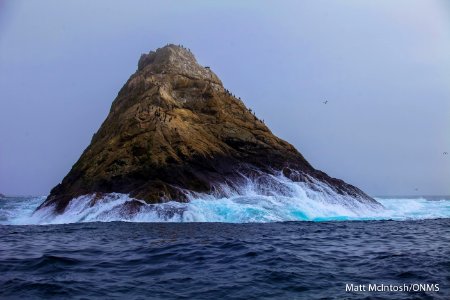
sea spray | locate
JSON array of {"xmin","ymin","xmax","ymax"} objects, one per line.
[{"xmin": 1, "ymin": 173, "xmax": 449, "ymax": 225}]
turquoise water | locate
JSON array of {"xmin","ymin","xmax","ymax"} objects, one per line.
[
  {"xmin": 1, "ymin": 173, "xmax": 449, "ymax": 224},
  {"xmin": 1, "ymin": 195, "xmax": 449, "ymax": 225}
]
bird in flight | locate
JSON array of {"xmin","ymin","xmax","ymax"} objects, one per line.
[
  {"xmin": 323, "ymin": 100, "xmax": 328, "ymax": 104},
  {"xmin": 444, "ymin": 152, "xmax": 448, "ymax": 155}
]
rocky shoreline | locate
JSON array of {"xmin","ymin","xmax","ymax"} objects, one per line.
[{"xmin": 38, "ymin": 44, "xmax": 379, "ymax": 213}]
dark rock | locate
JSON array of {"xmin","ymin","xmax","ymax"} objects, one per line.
[{"xmin": 38, "ymin": 44, "xmax": 380, "ymax": 213}]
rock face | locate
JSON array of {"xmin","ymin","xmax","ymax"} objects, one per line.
[{"xmin": 40, "ymin": 44, "xmax": 379, "ymax": 213}]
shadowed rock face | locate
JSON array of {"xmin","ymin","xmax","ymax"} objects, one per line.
[{"xmin": 40, "ymin": 44, "xmax": 378, "ymax": 213}]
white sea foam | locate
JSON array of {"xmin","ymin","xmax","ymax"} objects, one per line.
[{"xmin": 1, "ymin": 174, "xmax": 449, "ymax": 225}]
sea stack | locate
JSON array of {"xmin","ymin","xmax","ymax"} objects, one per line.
[{"xmin": 39, "ymin": 44, "xmax": 380, "ymax": 213}]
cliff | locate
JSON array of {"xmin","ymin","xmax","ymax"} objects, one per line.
[{"xmin": 39, "ymin": 44, "xmax": 379, "ymax": 213}]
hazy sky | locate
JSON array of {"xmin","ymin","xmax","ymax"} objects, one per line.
[{"xmin": 1, "ymin": 0, "xmax": 449, "ymax": 196}]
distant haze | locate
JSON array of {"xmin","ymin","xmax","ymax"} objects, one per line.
[{"xmin": 0, "ymin": 0, "xmax": 449, "ymax": 196}]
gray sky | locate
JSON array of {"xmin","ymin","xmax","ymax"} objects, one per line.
[{"xmin": 1, "ymin": 0, "xmax": 449, "ymax": 196}]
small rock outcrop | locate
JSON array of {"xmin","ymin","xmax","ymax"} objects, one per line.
[{"xmin": 39, "ymin": 44, "xmax": 379, "ymax": 213}]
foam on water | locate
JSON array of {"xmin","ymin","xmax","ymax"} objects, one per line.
[{"xmin": 1, "ymin": 173, "xmax": 449, "ymax": 225}]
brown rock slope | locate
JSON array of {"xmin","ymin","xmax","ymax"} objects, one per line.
[{"xmin": 39, "ymin": 44, "xmax": 379, "ymax": 213}]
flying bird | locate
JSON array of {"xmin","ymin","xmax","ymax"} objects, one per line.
[
  {"xmin": 444, "ymin": 152, "xmax": 448, "ymax": 155},
  {"xmin": 323, "ymin": 100, "xmax": 328, "ymax": 104}
]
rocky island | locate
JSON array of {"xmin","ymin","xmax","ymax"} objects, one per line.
[{"xmin": 38, "ymin": 44, "xmax": 380, "ymax": 214}]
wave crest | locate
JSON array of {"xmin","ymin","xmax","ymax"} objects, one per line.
[
  {"xmin": 2, "ymin": 173, "xmax": 449, "ymax": 225},
  {"xmin": 29, "ymin": 172, "xmax": 379, "ymax": 224}
]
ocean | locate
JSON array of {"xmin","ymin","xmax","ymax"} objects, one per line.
[{"xmin": 1, "ymin": 195, "xmax": 449, "ymax": 299}]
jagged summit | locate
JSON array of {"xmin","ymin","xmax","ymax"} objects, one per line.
[
  {"xmin": 38, "ymin": 44, "xmax": 379, "ymax": 213},
  {"xmin": 137, "ymin": 44, "xmax": 221, "ymax": 85}
]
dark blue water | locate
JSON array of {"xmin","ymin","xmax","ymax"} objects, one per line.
[{"xmin": 1, "ymin": 219, "xmax": 449, "ymax": 299}]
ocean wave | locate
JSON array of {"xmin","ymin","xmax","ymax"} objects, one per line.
[{"xmin": 1, "ymin": 174, "xmax": 449, "ymax": 225}]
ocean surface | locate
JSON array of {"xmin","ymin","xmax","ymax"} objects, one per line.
[{"xmin": 1, "ymin": 195, "xmax": 450, "ymax": 299}]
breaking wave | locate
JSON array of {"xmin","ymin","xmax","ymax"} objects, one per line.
[{"xmin": 1, "ymin": 173, "xmax": 449, "ymax": 225}]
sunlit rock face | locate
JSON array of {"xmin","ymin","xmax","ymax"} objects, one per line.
[{"xmin": 39, "ymin": 44, "xmax": 379, "ymax": 213}]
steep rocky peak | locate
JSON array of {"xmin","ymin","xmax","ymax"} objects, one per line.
[
  {"xmin": 138, "ymin": 44, "xmax": 195, "ymax": 69},
  {"xmin": 39, "ymin": 43, "xmax": 378, "ymax": 213},
  {"xmin": 137, "ymin": 44, "xmax": 221, "ymax": 85}
]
